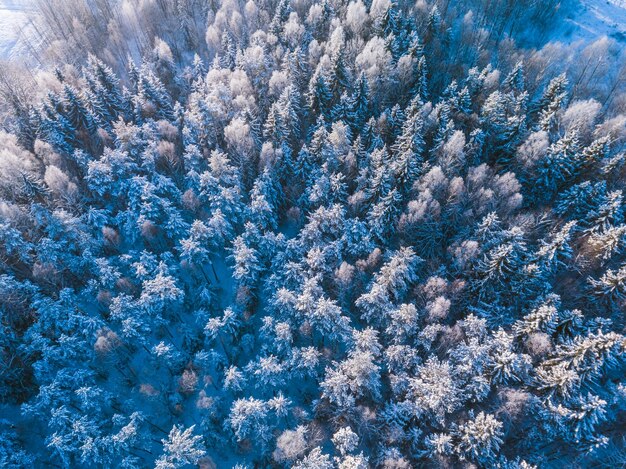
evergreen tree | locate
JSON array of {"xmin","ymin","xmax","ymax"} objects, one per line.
[
  {"xmin": 391, "ymin": 98, "xmax": 425, "ymax": 193},
  {"xmin": 1, "ymin": 2, "xmax": 625, "ymax": 467},
  {"xmin": 156, "ymin": 425, "xmax": 206, "ymax": 469}
]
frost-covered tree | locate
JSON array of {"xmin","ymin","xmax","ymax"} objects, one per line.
[
  {"xmin": 455, "ymin": 412, "xmax": 504, "ymax": 464},
  {"xmin": 1, "ymin": 0, "xmax": 625, "ymax": 467},
  {"xmin": 156, "ymin": 425, "xmax": 206, "ymax": 469}
]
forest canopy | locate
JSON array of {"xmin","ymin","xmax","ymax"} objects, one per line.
[{"xmin": 1, "ymin": 0, "xmax": 626, "ymax": 467}]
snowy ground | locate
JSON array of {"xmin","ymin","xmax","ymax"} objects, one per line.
[
  {"xmin": 560, "ymin": 0, "xmax": 626, "ymax": 44},
  {"xmin": 0, "ymin": 0, "xmax": 36, "ymax": 60}
]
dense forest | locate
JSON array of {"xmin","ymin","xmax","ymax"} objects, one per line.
[{"xmin": 1, "ymin": 0, "xmax": 626, "ymax": 467}]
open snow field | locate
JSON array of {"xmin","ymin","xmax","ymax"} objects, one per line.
[
  {"xmin": 0, "ymin": 0, "xmax": 36, "ymax": 60},
  {"xmin": 561, "ymin": 0, "xmax": 626, "ymax": 43}
]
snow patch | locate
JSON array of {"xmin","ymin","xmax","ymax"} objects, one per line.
[
  {"xmin": 559, "ymin": 0, "xmax": 626, "ymax": 44},
  {"xmin": 0, "ymin": 0, "xmax": 36, "ymax": 60}
]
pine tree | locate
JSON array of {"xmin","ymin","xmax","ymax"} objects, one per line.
[
  {"xmin": 228, "ymin": 398, "xmax": 272, "ymax": 446},
  {"xmin": 368, "ymin": 188, "xmax": 402, "ymax": 241},
  {"xmin": 347, "ymin": 73, "xmax": 371, "ymax": 135},
  {"xmin": 534, "ymin": 73, "xmax": 569, "ymax": 132},
  {"xmin": 294, "ymin": 447, "xmax": 333, "ymax": 469},
  {"xmin": 328, "ymin": 46, "xmax": 352, "ymax": 99},
  {"xmin": 536, "ymin": 130, "xmax": 581, "ymax": 195},
  {"xmin": 407, "ymin": 357, "xmax": 463, "ymax": 424},
  {"xmin": 588, "ymin": 265, "xmax": 626, "ymax": 304},
  {"xmin": 391, "ymin": 99, "xmax": 425, "ymax": 193},
  {"xmin": 277, "ymin": 84, "xmax": 302, "ymax": 148},
  {"xmin": 536, "ymin": 221, "xmax": 576, "ymax": 271},
  {"xmin": 156, "ymin": 425, "xmax": 206, "ymax": 469},
  {"xmin": 84, "ymin": 55, "xmax": 127, "ymax": 125},
  {"xmin": 455, "ymin": 412, "xmax": 504, "ymax": 464},
  {"xmin": 320, "ymin": 350, "xmax": 382, "ymax": 409},
  {"xmin": 308, "ymin": 72, "xmax": 333, "ymax": 120},
  {"xmin": 134, "ymin": 66, "xmax": 176, "ymax": 122},
  {"xmin": 505, "ymin": 61, "xmax": 525, "ymax": 93}
]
